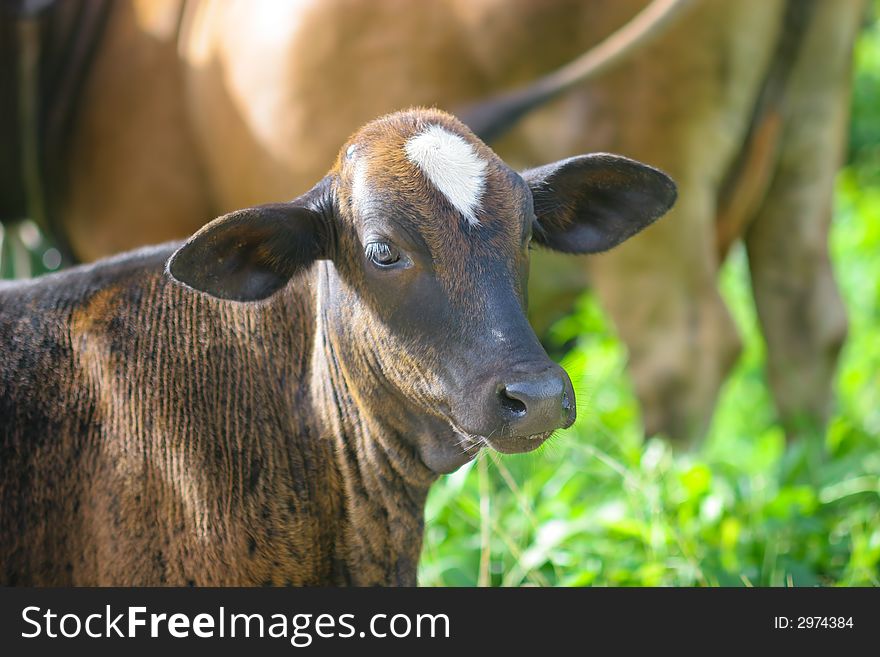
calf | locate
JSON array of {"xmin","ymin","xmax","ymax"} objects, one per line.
[{"xmin": 0, "ymin": 109, "xmax": 675, "ymax": 585}]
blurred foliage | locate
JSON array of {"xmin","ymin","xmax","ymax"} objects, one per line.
[
  {"xmin": 419, "ymin": 8, "xmax": 880, "ymax": 587},
  {"xmin": 849, "ymin": 0, "xmax": 880, "ymax": 175}
]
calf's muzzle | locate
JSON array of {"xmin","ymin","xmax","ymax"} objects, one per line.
[{"xmin": 494, "ymin": 363, "xmax": 576, "ymax": 439}]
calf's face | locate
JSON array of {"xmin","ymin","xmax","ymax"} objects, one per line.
[{"xmin": 168, "ymin": 110, "xmax": 675, "ymax": 473}]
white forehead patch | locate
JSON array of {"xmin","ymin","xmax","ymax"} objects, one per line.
[
  {"xmin": 351, "ymin": 157, "xmax": 371, "ymax": 216},
  {"xmin": 404, "ymin": 124, "xmax": 487, "ymax": 227}
]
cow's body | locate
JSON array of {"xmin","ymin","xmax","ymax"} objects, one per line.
[
  {"xmin": 5, "ymin": 0, "xmax": 864, "ymax": 444},
  {"xmin": 0, "ymin": 246, "xmax": 411, "ymax": 585},
  {"xmin": 0, "ymin": 108, "xmax": 675, "ymax": 585}
]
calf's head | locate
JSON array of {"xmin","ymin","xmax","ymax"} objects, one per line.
[{"xmin": 167, "ymin": 109, "xmax": 675, "ymax": 473}]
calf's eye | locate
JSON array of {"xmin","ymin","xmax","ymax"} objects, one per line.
[{"xmin": 365, "ymin": 241, "xmax": 401, "ymax": 267}]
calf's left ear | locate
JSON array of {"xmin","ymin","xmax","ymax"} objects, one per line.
[
  {"xmin": 523, "ymin": 154, "xmax": 677, "ymax": 254},
  {"xmin": 167, "ymin": 179, "xmax": 332, "ymax": 301}
]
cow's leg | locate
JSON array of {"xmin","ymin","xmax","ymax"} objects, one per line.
[
  {"xmin": 747, "ymin": 196, "xmax": 847, "ymax": 444},
  {"xmin": 743, "ymin": 0, "xmax": 862, "ymax": 441},
  {"xmin": 527, "ymin": 154, "xmax": 743, "ymax": 445},
  {"xmin": 64, "ymin": 0, "xmax": 211, "ymax": 261},
  {"xmin": 587, "ymin": 180, "xmax": 743, "ymax": 444},
  {"xmin": 506, "ymin": 0, "xmax": 788, "ymax": 444}
]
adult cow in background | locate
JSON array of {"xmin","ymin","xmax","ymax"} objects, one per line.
[{"xmin": 2, "ymin": 0, "xmax": 866, "ymax": 444}]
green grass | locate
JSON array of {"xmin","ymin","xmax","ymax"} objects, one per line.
[
  {"xmin": 419, "ymin": 176, "xmax": 880, "ymax": 586},
  {"xmin": 418, "ymin": 10, "xmax": 880, "ymax": 587}
]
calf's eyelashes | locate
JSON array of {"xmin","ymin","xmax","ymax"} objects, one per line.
[{"xmin": 365, "ymin": 241, "xmax": 405, "ymax": 269}]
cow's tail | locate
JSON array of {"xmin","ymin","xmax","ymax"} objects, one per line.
[
  {"xmin": 714, "ymin": 0, "xmax": 820, "ymax": 259},
  {"xmin": 458, "ymin": 0, "xmax": 697, "ymax": 144}
]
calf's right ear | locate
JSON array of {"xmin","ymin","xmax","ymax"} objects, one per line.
[
  {"xmin": 523, "ymin": 154, "xmax": 677, "ymax": 254},
  {"xmin": 166, "ymin": 179, "xmax": 332, "ymax": 301}
]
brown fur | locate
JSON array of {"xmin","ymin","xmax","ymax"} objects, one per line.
[{"xmin": 1, "ymin": 247, "xmax": 361, "ymax": 585}]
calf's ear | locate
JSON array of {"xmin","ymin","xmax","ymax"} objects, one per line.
[
  {"xmin": 523, "ymin": 154, "xmax": 677, "ymax": 254},
  {"xmin": 167, "ymin": 178, "xmax": 332, "ymax": 301}
]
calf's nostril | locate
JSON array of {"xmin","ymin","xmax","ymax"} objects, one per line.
[{"xmin": 499, "ymin": 388, "xmax": 528, "ymax": 417}]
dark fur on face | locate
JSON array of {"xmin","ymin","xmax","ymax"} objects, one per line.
[{"xmin": 0, "ymin": 108, "xmax": 675, "ymax": 585}]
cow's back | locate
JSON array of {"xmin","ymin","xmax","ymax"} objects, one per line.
[
  {"xmin": 0, "ymin": 247, "xmax": 169, "ymax": 583},
  {"xmin": 0, "ymin": 247, "xmax": 339, "ymax": 585}
]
